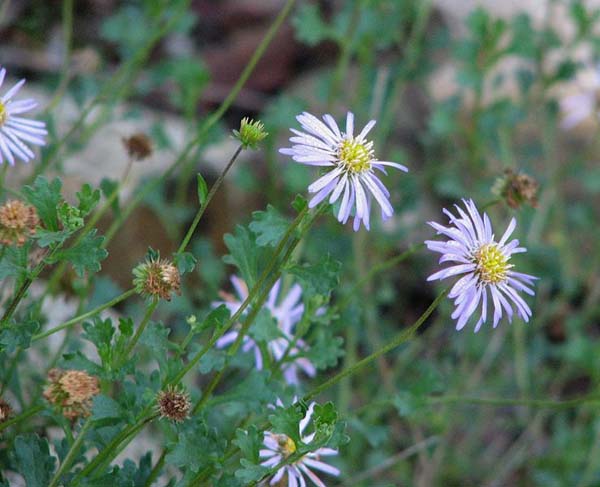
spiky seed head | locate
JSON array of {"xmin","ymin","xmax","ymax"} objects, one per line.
[
  {"xmin": 157, "ymin": 386, "xmax": 191, "ymax": 422},
  {"xmin": 0, "ymin": 200, "xmax": 39, "ymax": 246},
  {"xmin": 133, "ymin": 257, "xmax": 181, "ymax": 301},
  {"xmin": 492, "ymin": 169, "xmax": 539, "ymax": 209},
  {"xmin": 43, "ymin": 369, "xmax": 100, "ymax": 420},
  {"xmin": 0, "ymin": 398, "xmax": 12, "ymax": 423}
]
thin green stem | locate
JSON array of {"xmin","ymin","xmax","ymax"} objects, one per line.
[
  {"xmin": 101, "ymin": 0, "xmax": 297, "ymax": 248},
  {"xmin": 177, "ymin": 145, "xmax": 243, "ymax": 254},
  {"xmin": 118, "ymin": 299, "xmax": 158, "ymax": 366},
  {"xmin": 0, "ymin": 404, "xmax": 45, "ymax": 433},
  {"xmin": 429, "ymin": 394, "xmax": 600, "ymax": 409},
  {"xmin": 144, "ymin": 449, "xmax": 167, "ymax": 487},
  {"xmin": 32, "ymin": 288, "xmax": 136, "ymax": 342},
  {"xmin": 45, "ymin": 0, "xmax": 74, "ymax": 112},
  {"xmin": 338, "ymin": 243, "xmax": 425, "ymax": 311},
  {"xmin": 48, "ymin": 418, "xmax": 92, "ymax": 487},
  {"xmin": 304, "ymin": 287, "xmax": 449, "ymax": 402}
]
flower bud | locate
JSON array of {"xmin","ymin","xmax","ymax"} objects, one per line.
[
  {"xmin": 233, "ymin": 117, "xmax": 268, "ymax": 149},
  {"xmin": 0, "ymin": 397, "xmax": 12, "ymax": 423},
  {"xmin": 43, "ymin": 369, "xmax": 100, "ymax": 420},
  {"xmin": 156, "ymin": 386, "xmax": 191, "ymax": 422},
  {"xmin": 133, "ymin": 256, "xmax": 181, "ymax": 301},
  {"xmin": 492, "ymin": 169, "xmax": 539, "ymax": 209},
  {"xmin": 0, "ymin": 200, "xmax": 39, "ymax": 246},
  {"xmin": 122, "ymin": 132, "xmax": 153, "ymax": 161}
]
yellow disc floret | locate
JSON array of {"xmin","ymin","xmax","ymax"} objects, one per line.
[
  {"xmin": 0, "ymin": 101, "xmax": 6, "ymax": 126},
  {"xmin": 473, "ymin": 243, "xmax": 511, "ymax": 284},
  {"xmin": 338, "ymin": 138, "xmax": 374, "ymax": 174},
  {"xmin": 277, "ymin": 434, "xmax": 297, "ymax": 458}
]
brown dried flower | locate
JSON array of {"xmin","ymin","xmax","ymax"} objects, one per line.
[
  {"xmin": 493, "ymin": 169, "xmax": 539, "ymax": 209},
  {"xmin": 122, "ymin": 132, "xmax": 153, "ymax": 161},
  {"xmin": 0, "ymin": 200, "xmax": 39, "ymax": 246},
  {"xmin": 0, "ymin": 398, "xmax": 12, "ymax": 423},
  {"xmin": 156, "ymin": 387, "xmax": 191, "ymax": 422},
  {"xmin": 133, "ymin": 257, "xmax": 181, "ymax": 301},
  {"xmin": 43, "ymin": 369, "xmax": 100, "ymax": 420}
]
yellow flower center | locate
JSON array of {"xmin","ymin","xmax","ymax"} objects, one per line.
[
  {"xmin": 277, "ymin": 435, "xmax": 297, "ymax": 457},
  {"xmin": 0, "ymin": 101, "xmax": 6, "ymax": 126},
  {"xmin": 473, "ymin": 243, "xmax": 511, "ymax": 284},
  {"xmin": 338, "ymin": 138, "xmax": 373, "ymax": 174}
]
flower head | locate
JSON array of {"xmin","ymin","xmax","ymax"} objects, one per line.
[
  {"xmin": 0, "ymin": 199, "xmax": 39, "ymax": 246},
  {"xmin": 280, "ymin": 111, "xmax": 408, "ymax": 231},
  {"xmin": 234, "ymin": 117, "xmax": 268, "ymax": 149},
  {"xmin": 0, "ymin": 67, "xmax": 47, "ymax": 165},
  {"xmin": 122, "ymin": 132, "xmax": 153, "ymax": 161},
  {"xmin": 156, "ymin": 386, "xmax": 191, "ymax": 422},
  {"xmin": 43, "ymin": 369, "xmax": 100, "ymax": 420},
  {"xmin": 0, "ymin": 397, "xmax": 12, "ymax": 423},
  {"xmin": 559, "ymin": 64, "xmax": 600, "ymax": 130},
  {"xmin": 133, "ymin": 255, "xmax": 181, "ymax": 301},
  {"xmin": 260, "ymin": 402, "xmax": 340, "ymax": 486},
  {"xmin": 425, "ymin": 199, "xmax": 537, "ymax": 332},
  {"xmin": 492, "ymin": 168, "xmax": 539, "ymax": 209},
  {"xmin": 214, "ymin": 276, "xmax": 316, "ymax": 385}
]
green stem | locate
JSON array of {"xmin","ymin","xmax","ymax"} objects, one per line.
[
  {"xmin": 32, "ymin": 288, "xmax": 136, "ymax": 342},
  {"xmin": 170, "ymin": 206, "xmax": 309, "ymax": 385},
  {"xmin": 48, "ymin": 418, "xmax": 92, "ymax": 487},
  {"xmin": 429, "ymin": 394, "xmax": 600, "ymax": 409},
  {"xmin": 177, "ymin": 145, "xmax": 243, "ymax": 254},
  {"xmin": 304, "ymin": 287, "xmax": 449, "ymax": 401},
  {"xmin": 101, "ymin": 0, "xmax": 297, "ymax": 248},
  {"xmin": 45, "ymin": 0, "xmax": 74, "ymax": 112},
  {"xmin": 144, "ymin": 449, "xmax": 167, "ymax": 487},
  {"xmin": 338, "ymin": 243, "xmax": 425, "ymax": 311},
  {"xmin": 118, "ymin": 299, "xmax": 158, "ymax": 366},
  {"xmin": 0, "ymin": 404, "xmax": 45, "ymax": 433}
]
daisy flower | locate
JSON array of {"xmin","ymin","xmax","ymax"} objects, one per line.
[
  {"xmin": 280, "ymin": 111, "xmax": 408, "ymax": 231},
  {"xmin": 214, "ymin": 276, "xmax": 316, "ymax": 385},
  {"xmin": 425, "ymin": 199, "xmax": 537, "ymax": 332},
  {"xmin": 559, "ymin": 63, "xmax": 600, "ymax": 130},
  {"xmin": 0, "ymin": 68, "xmax": 47, "ymax": 165},
  {"xmin": 260, "ymin": 402, "xmax": 340, "ymax": 487}
]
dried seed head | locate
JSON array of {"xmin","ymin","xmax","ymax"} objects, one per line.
[
  {"xmin": 122, "ymin": 132, "xmax": 153, "ymax": 161},
  {"xmin": 233, "ymin": 117, "xmax": 268, "ymax": 149},
  {"xmin": 156, "ymin": 387, "xmax": 191, "ymax": 422},
  {"xmin": 0, "ymin": 200, "xmax": 39, "ymax": 246},
  {"xmin": 133, "ymin": 257, "xmax": 181, "ymax": 301},
  {"xmin": 493, "ymin": 169, "xmax": 539, "ymax": 209},
  {"xmin": 43, "ymin": 369, "xmax": 100, "ymax": 420},
  {"xmin": 0, "ymin": 398, "xmax": 12, "ymax": 423}
]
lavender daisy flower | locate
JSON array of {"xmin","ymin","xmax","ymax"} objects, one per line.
[
  {"xmin": 559, "ymin": 64, "xmax": 600, "ymax": 130},
  {"xmin": 215, "ymin": 276, "xmax": 316, "ymax": 384},
  {"xmin": 260, "ymin": 402, "xmax": 340, "ymax": 486},
  {"xmin": 425, "ymin": 199, "xmax": 537, "ymax": 332},
  {"xmin": 0, "ymin": 68, "xmax": 47, "ymax": 165},
  {"xmin": 280, "ymin": 111, "xmax": 408, "ymax": 231}
]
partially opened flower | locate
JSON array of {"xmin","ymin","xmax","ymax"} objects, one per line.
[
  {"xmin": 280, "ymin": 111, "xmax": 408, "ymax": 231},
  {"xmin": 425, "ymin": 199, "xmax": 537, "ymax": 332},
  {"xmin": 214, "ymin": 276, "xmax": 316, "ymax": 385},
  {"xmin": 260, "ymin": 402, "xmax": 340, "ymax": 486},
  {"xmin": 0, "ymin": 67, "xmax": 47, "ymax": 165}
]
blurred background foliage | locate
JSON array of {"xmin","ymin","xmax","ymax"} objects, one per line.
[{"xmin": 2, "ymin": 0, "xmax": 600, "ymax": 485}]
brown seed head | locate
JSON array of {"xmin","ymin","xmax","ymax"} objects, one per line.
[
  {"xmin": 0, "ymin": 200, "xmax": 39, "ymax": 246},
  {"xmin": 43, "ymin": 369, "xmax": 100, "ymax": 420},
  {"xmin": 157, "ymin": 387, "xmax": 191, "ymax": 422},
  {"xmin": 122, "ymin": 132, "xmax": 153, "ymax": 161},
  {"xmin": 493, "ymin": 169, "xmax": 539, "ymax": 209},
  {"xmin": 0, "ymin": 398, "xmax": 12, "ymax": 423},
  {"xmin": 133, "ymin": 258, "xmax": 181, "ymax": 301}
]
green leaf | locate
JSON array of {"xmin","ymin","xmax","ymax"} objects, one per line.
[
  {"xmin": 166, "ymin": 422, "xmax": 225, "ymax": 473},
  {"xmin": 92, "ymin": 395, "xmax": 124, "ymax": 426},
  {"xmin": 35, "ymin": 228, "xmax": 71, "ymax": 248},
  {"xmin": 51, "ymin": 230, "xmax": 108, "ymax": 277},
  {"xmin": 100, "ymin": 178, "xmax": 120, "ymax": 215},
  {"xmin": 292, "ymin": 4, "xmax": 333, "ymax": 46},
  {"xmin": 286, "ymin": 255, "xmax": 341, "ymax": 297},
  {"xmin": 223, "ymin": 225, "xmax": 268, "ymax": 287},
  {"xmin": 197, "ymin": 173, "xmax": 209, "ymax": 207},
  {"xmin": 249, "ymin": 205, "xmax": 289, "ymax": 247},
  {"xmin": 76, "ymin": 183, "xmax": 101, "ymax": 216},
  {"xmin": 22, "ymin": 176, "xmax": 63, "ymax": 231},
  {"xmin": 233, "ymin": 426, "xmax": 263, "ymax": 463},
  {"xmin": 268, "ymin": 402, "xmax": 304, "ymax": 443},
  {"xmin": 174, "ymin": 251, "xmax": 196, "ymax": 275},
  {"xmin": 12, "ymin": 434, "xmax": 56, "ymax": 487},
  {"xmin": 235, "ymin": 461, "xmax": 269, "ymax": 484},
  {"xmin": 291, "ymin": 194, "xmax": 308, "ymax": 213},
  {"xmin": 250, "ymin": 308, "xmax": 280, "ymax": 343},
  {"xmin": 197, "ymin": 348, "xmax": 227, "ymax": 374},
  {"xmin": 0, "ymin": 245, "xmax": 29, "ymax": 281},
  {"xmin": 0, "ymin": 320, "xmax": 40, "ymax": 353}
]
